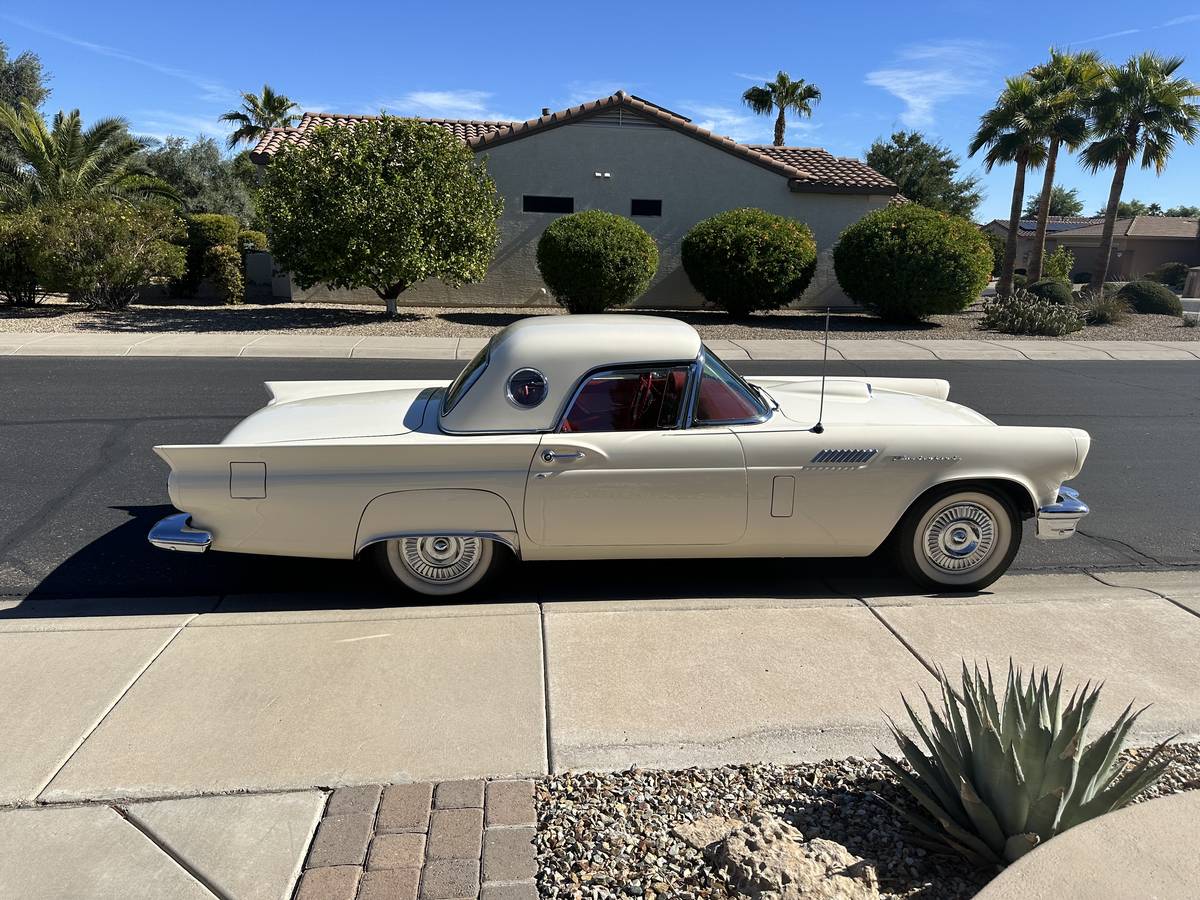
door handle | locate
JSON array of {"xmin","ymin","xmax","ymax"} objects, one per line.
[{"xmin": 542, "ymin": 449, "xmax": 585, "ymax": 463}]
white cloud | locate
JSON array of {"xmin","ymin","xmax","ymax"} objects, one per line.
[
  {"xmin": 132, "ymin": 110, "xmax": 234, "ymax": 142},
  {"xmin": 2, "ymin": 14, "xmax": 232, "ymax": 104},
  {"xmin": 1162, "ymin": 13, "xmax": 1200, "ymax": 26},
  {"xmin": 561, "ymin": 80, "xmax": 629, "ymax": 105},
  {"xmin": 379, "ymin": 90, "xmax": 517, "ymax": 122},
  {"xmin": 1072, "ymin": 27, "xmax": 1142, "ymax": 43},
  {"xmin": 865, "ymin": 40, "xmax": 998, "ymax": 128},
  {"xmin": 733, "ymin": 71, "xmax": 773, "ymax": 83}
]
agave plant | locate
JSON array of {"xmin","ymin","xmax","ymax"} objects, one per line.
[{"xmin": 879, "ymin": 662, "xmax": 1173, "ymax": 866}]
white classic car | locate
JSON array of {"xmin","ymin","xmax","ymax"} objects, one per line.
[{"xmin": 150, "ymin": 316, "xmax": 1090, "ymax": 595}]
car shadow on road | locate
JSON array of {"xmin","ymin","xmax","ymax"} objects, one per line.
[{"xmin": 0, "ymin": 506, "xmax": 956, "ymax": 621}]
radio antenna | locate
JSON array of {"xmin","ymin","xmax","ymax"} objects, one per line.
[{"xmin": 810, "ymin": 307, "xmax": 830, "ymax": 435}]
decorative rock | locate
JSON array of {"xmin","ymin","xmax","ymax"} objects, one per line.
[
  {"xmin": 671, "ymin": 815, "xmax": 744, "ymax": 851},
  {"xmin": 706, "ymin": 813, "xmax": 879, "ymax": 900}
]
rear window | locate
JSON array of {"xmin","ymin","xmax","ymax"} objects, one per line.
[{"xmin": 442, "ymin": 340, "xmax": 491, "ymax": 415}]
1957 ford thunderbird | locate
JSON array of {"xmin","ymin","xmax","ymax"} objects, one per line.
[{"xmin": 149, "ymin": 316, "xmax": 1090, "ymax": 595}]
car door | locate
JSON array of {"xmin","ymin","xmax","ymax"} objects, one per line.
[{"xmin": 523, "ymin": 364, "xmax": 747, "ymax": 548}]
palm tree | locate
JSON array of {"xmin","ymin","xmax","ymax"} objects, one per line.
[
  {"xmin": 0, "ymin": 101, "xmax": 176, "ymax": 209},
  {"xmin": 969, "ymin": 76, "xmax": 1048, "ymax": 295},
  {"xmin": 742, "ymin": 71, "xmax": 821, "ymax": 146},
  {"xmin": 1082, "ymin": 53, "xmax": 1200, "ymax": 290},
  {"xmin": 1025, "ymin": 48, "xmax": 1102, "ymax": 281},
  {"xmin": 220, "ymin": 85, "xmax": 300, "ymax": 150}
]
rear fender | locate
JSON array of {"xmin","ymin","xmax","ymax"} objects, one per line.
[{"xmin": 355, "ymin": 489, "xmax": 520, "ymax": 556}]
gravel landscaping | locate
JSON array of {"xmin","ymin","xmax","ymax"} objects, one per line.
[
  {"xmin": 1, "ymin": 297, "xmax": 1194, "ymax": 341},
  {"xmin": 534, "ymin": 742, "xmax": 1200, "ymax": 900}
]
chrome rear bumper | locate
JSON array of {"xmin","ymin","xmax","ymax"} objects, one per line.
[
  {"xmin": 1036, "ymin": 486, "xmax": 1089, "ymax": 540},
  {"xmin": 148, "ymin": 513, "xmax": 212, "ymax": 553}
]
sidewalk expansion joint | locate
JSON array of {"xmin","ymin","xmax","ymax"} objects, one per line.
[
  {"xmin": 113, "ymin": 804, "xmax": 230, "ymax": 900},
  {"xmin": 538, "ymin": 601, "xmax": 555, "ymax": 774},
  {"xmin": 856, "ymin": 598, "xmax": 940, "ymax": 680},
  {"xmin": 33, "ymin": 618, "xmax": 194, "ymax": 800},
  {"xmin": 1087, "ymin": 571, "xmax": 1200, "ymax": 622}
]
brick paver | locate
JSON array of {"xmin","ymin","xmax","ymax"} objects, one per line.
[{"xmin": 298, "ymin": 778, "xmax": 537, "ymax": 899}]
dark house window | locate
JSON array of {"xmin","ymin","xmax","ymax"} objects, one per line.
[
  {"xmin": 523, "ymin": 195, "xmax": 574, "ymax": 213},
  {"xmin": 631, "ymin": 198, "xmax": 663, "ymax": 217}
]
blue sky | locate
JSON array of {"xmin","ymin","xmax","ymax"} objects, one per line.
[{"xmin": 5, "ymin": 1, "xmax": 1200, "ymax": 222}]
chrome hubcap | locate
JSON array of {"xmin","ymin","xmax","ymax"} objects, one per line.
[
  {"xmin": 399, "ymin": 536, "xmax": 481, "ymax": 583},
  {"xmin": 922, "ymin": 503, "xmax": 996, "ymax": 572}
]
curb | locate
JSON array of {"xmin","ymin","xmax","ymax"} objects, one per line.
[{"xmin": 2, "ymin": 333, "xmax": 1199, "ymax": 361}]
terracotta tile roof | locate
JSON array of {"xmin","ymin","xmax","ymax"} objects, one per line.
[
  {"xmin": 250, "ymin": 91, "xmax": 897, "ymax": 195},
  {"xmin": 747, "ymin": 146, "xmax": 897, "ymax": 193},
  {"xmin": 1052, "ymin": 216, "xmax": 1200, "ymax": 239},
  {"xmin": 985, "ymin": 216, "xmax": 1105, "ymax": 237}
]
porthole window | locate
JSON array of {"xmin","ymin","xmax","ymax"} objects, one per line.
[{"xmin": 506, "ymin": 368, "xmax": 548, "ymax": 408}]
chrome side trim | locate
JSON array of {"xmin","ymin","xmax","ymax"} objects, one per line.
[
  {"xmin": 1036, "ymin": 486, "xmax": 1089, "ymax": 540},
  {"xmin": 148, "ymin": 513, "xmax": 212, "ymax": 553},
  {"xmin": 359, "ymin": 530, "xmax": 520, "ymax": 557}
]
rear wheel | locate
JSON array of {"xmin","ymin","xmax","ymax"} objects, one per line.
[
  {"xmin": 372, "ymin": 536, "xmax": 502, "ymax": 597},
  {"xmin": 896, "ymin": 486, "xmax": 1021, "ymax": 591}
]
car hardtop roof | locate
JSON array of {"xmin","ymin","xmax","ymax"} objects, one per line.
[
  {"xmin": 491, "ymin": 314, "xmax": 702, "ymax": 366},
  {"xmin": 439, "ymin": 315, "xmax": 704, "ymax": 434}
]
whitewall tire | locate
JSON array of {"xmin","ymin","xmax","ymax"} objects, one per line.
[
  {"xmin": 896, "ymin": 487, "xmax": 1021, "ymax": 591},
  {"xmin": 372, "ymin": 536, "xmax": 501, "ymax": 597}
]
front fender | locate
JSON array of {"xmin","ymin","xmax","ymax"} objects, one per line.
[{"xmin": 354, "ymin": 488, "xmax": 520, "ymax": 556}]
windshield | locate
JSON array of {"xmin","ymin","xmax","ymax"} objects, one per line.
[
  {"xmin": 694, "ymin": 346, "xmax": 771, "ymax": 424},
  {"xmin": 442, "ymin": 338, "xmax": 491, "ymax": 416}
]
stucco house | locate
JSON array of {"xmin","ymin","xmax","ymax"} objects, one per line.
[
  {"xmin": 984, "ymin": 215, "xmax": 1200, "ymax": 279},
  {"xmin": 250, "ymin": 90, "xmax": 899, "ymax": 309}
]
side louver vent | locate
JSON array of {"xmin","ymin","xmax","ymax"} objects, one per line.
[{"xmin": 810, "ymin": 448, "xmax": 878, "ymax": 465}]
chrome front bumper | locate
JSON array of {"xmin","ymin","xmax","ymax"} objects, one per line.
[
  {"xmin": 148, "ymin": 513, "xmax": 212, "ymax": 553},
  {"xmin": 1036, "ymin": 486, "xmax": 1089, "ymax": 540}
]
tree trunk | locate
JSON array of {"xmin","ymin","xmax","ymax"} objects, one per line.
[
  {"xmin": 774, "ymin": 108, "xmax": 786, "ymax": 146},
  {"xmin": 1026, "ymin": 137, "xmax": 1059, "ymax": 282},
  {"xmin": 377, "ymin": 283, "xmax": 407, "ymax": 317},
  {"xmin": 1090, "ymin": 154, "xmax": 1130, "ymax": 292},
  {"xmin": 997, "ymin": 154, "xmax": 1029, "ymax": 297}
]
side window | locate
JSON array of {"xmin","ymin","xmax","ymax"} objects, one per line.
[
  {"xmin": 561, "ymin": 367, "xmax": 689, "ymax": 433},
  {"xmin": 694, "ymin": 353, "xmax": 766, "ymax": 424}
]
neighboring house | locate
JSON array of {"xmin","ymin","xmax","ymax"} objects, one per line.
[
  {"xmin": 983, "ymin": 215, "xmax": 1200, "ymax": 279},
  {"xmin": 250, "ymin": 90, "xmax": 898, "ymax": 309}
]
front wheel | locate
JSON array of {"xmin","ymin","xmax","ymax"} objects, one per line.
[
  {"xmin": 372, "ymin": 536, "xmax": 503, "ymax": 597},
  {"xmin": 895, "ymin": 487, "xmax": 1021, "ymax": 591}
]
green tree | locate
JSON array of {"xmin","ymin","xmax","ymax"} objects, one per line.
[
  {"xmin": 1164, "ymin": 204, "xmax": 1200, "ymax": 217},
  {"xmin": 259, "ymin": 116, "xmax": 502, "ymax": 316},
  {"xmin": 0, "ymin": 41, "xmax": 49, "ymax": 158},
  {"xmin": 1024, "ymin": 49, "xmax": 1102, "ymax": 281},
  {"xmin": 0, "ymin": 102, "xmax": 175, "ymax": 210},
  {"xmin": 141, "ymin": 136, "xmax": 254, "ymax": 222},
  {"xmin": 219, "ymin": 84, "xmax": 299, "ymax": 151},
  {"xmin": 1023, "ymin": 185, "xmax": 1084, "ymax": 217},
  {"xmin": 865, "ymin": 131, "xmax": 982, "ymax": 218},
  {"xmin": 969, "ymin": 76, "xmax": 1048, "ymax": 296},
  {"xmin": 742, "ymin": 71, "xmax": 821, "ymax": 146},
  {"xmin": 1083, "ymin": 53, "xmax": 1200, "ymax": 290}
]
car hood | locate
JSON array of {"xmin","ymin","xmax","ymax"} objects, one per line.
[
  {"xmin": 750, "ymin": 377, "xmax": 995, "ymax": 428},
  {"xmin": 222, "ymin": 381, "xmax": 439, "ymax": 444}
]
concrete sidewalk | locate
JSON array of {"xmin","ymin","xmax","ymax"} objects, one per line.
[
  {"xmin": 3, "ymin": 331, "xmax": 1199, "ymax": 360},
  {"xmin": 1, "ymin": 568, "xmax": 1198, "ymax": 896}
]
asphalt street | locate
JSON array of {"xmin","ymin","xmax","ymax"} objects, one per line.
[{"xmin": 1, "ymin": 357, "xmax": 1196, "ymax": 603}]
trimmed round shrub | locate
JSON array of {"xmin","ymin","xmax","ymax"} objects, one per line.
[
  {"xmin": 238, "ymin": 229, "xmax": 269, "ymax": 253},
  {"xmin": 204, "ymin": 244, "xmax": 245, "ymax": 304},
  {"xmin": 833, "ymin": 204, "xmax": 992, "ymax": 322},
  {"xmin": 536, "ymin": 210, "xmax": 658, "ymax": 313},
  {"xmin": 1150, "ymin": 261, "xmax": 1189, "ymax": 291},
  {"xmin": 681, "ymin": 208, "xmax": 817, "ymax": 317},
  {"xmin": 1026, "ymin": 278, "xmax": 1073, "ymax": 305},
  {"xmin": 1117, "ymin": 280, "xmax": 1183, "ymax": 315}
]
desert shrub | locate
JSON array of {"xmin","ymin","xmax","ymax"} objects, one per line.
[
  {"xmin": 238, "ymin": 229, "xmax": 269, "ymax": 253},
  {"xmin": 0, "ymin": 211, "xmax": 46, "ymax": 306},
  {"xmin": 834, "ymin": 204, "xmax": 991, "ymax": 322},
  {"xmin": 1116, "ymin": 279, "xmax": 1183, "ymax": 316},
  {"xmin": 681, "ymin": 208, "xmax": 816, "ymax": 317},
  {"xmin": 34, "ymin": 200, "xmax": 186, "ymax": 310},
  {"xmin": 204, "ymin": 244, "xmax": 245, "ymax": 304},
  {"xmin": 1042, "ymin": 246, "xmax": 1074, "ymax": 282},
  {"xmin": 982, "ymin": 290, "xmax": 1084, "ymax": 336},
  {"xmin": 173, "ymin": 213, "xmax": 240, "ymax": 296},
  {"xmin": 1010, "ymin": 273, "xmax": 1027, "ymax": 291},
  {"xmin": 1148, "ymin": 261, "xmax": 1189, "ymax": 291},
  {"xmin": 1074, "ymin": 289, "xmax": 1131, "ymax": 325},
  {"xmin": 881, "ymin": 662, "xmax": 1171, "ymax": 866},
  {"xmin": 536, "ymin": 210, "xmax": 658, "ymax": 313},
  {"xmin": 1025, "ymin": 278, "xmax": 1074, "ymax": 305}
]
